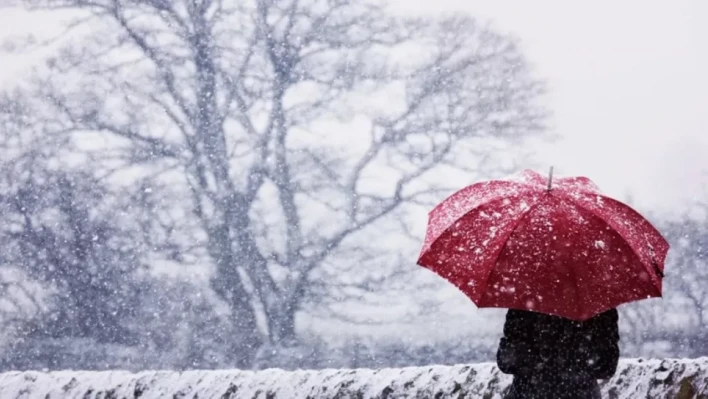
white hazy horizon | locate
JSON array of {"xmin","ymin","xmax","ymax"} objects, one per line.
[
  {"xmin": 2, "ymin": 1, "xmax": 706, "ymax": 216},
  {"xmin": 0, "ymin": 1, "xmax": 705, "ymax": 342},
  {"xmin": 388, "ymin": 0, "xmax": 708, "ymax": 219}
]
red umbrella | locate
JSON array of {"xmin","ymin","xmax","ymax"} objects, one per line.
[{"xmin": 417, "ymin": 169, "xmax": 670, "ymax": 320}]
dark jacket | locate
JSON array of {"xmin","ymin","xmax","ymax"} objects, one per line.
[{"xmin": 497, "ymin": 308, "xmax": 619, "ymax": 399}]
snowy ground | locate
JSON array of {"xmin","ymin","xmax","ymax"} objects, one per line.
[{"xmin": 0, "ymin": 358, "xmax": 706, "ymax": 398}]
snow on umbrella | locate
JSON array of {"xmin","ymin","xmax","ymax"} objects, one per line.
[{"xmin": 417, "ymin": 168, "xmax": 670, "ymax": 320}]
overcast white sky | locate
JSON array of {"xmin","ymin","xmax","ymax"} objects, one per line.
[
  {"xmin": 2, "ymin": 1, "xmax": 706, "ymax": 217},
  {"xmin": 1, "ymin": 0, "xmax": 706, "ymax": 340},
  {"xmin": 388, "ymin": 0, "xmax": 708, "ymax": 218}
]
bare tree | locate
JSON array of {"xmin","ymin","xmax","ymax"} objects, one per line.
[
  {"xmin": 13, "ymin": 0, "xmax": 546, "ymax": 363},
  {"xmin": 0, "ymin": 94, "xmax": 55, "ymax": 340},
  {"xmin": 618, "ymin": 212, "xmax": 708, "ymax": 358},
  {"xmin": 661, "ymin": 214, "xmax": 708, "ymax": 356},
  {"xmin": 0, "ymin": 94, "xmax": 155, "ymax": 370}
]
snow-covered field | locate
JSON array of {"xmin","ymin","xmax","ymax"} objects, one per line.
[{"xmin": 0, "ymin": 358, "xmax": 706, "ymax": 398}]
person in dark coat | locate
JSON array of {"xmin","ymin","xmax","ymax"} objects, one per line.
[{"xmin": 497, "ymin": 308, "xmax": 619, "ymax": 399}]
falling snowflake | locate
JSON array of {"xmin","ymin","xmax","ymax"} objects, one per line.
[{"xmin": 519, "ymin": 201, "xmax": 530, "ymax": 211}]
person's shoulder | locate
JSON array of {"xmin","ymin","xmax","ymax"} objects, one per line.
[
  {"xmin": 507, "ymin": 309, "xmax": 535, "ymax": 318},
  {"xmin": 594, "ymin": 308, "xmax": 619, "ymax": 323},
  {"xmin": 506, "ymin": 309, "xmax": 543, "ymax": 323}
]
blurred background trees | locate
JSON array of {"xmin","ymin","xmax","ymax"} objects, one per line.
[{"xmin": 0, "ymin": 0, "xmax": 705, "ymax": 371}]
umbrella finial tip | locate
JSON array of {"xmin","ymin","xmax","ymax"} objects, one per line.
[{"xmin": 547, "ymin": 166, "xmax": 554, "ymax": 191}]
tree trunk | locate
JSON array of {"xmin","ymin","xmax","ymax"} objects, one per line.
[
  {"xmin": 268, "ymin": 302, "xmax": 298, "ymax": 347},
  {"xmin": 208, "ymin": 222, "xmax": 262, "ymax": 368},
  {"xmin": 226, "ymin": 296, "xmax": 263, "ymax": 368}
]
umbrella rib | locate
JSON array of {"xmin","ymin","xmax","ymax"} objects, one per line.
[
  {"xmin": 559, "ymin": 219, "xmax": 586, "ymax": 319},
  {"xmin": 548, "ymin": 196, "xmax": 588, "ymax": 319},
  {"xmin": 477, "ymin": 195, "xmax": 547, "ymax": 306},
  {"xmin": 554, "ymin": 193, "xmax": 663, "ymax": 294},
  {"xmin": 557, "ymin": 196, "xmax": 660, "ymax": 315}
]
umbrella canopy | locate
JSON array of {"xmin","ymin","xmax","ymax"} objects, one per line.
[{"xmin": 417, "ymin": 169, "xmax": 670, "ymax": 320}]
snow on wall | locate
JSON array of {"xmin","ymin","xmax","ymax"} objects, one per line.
[{"xmin": 0, "ymin": 358, "xmax": 706, "ymax": 398}]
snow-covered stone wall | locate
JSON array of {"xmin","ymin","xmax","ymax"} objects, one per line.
[{"xmin": 0, "ymin": 358, "xmax": 706, "ymax": 398}]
